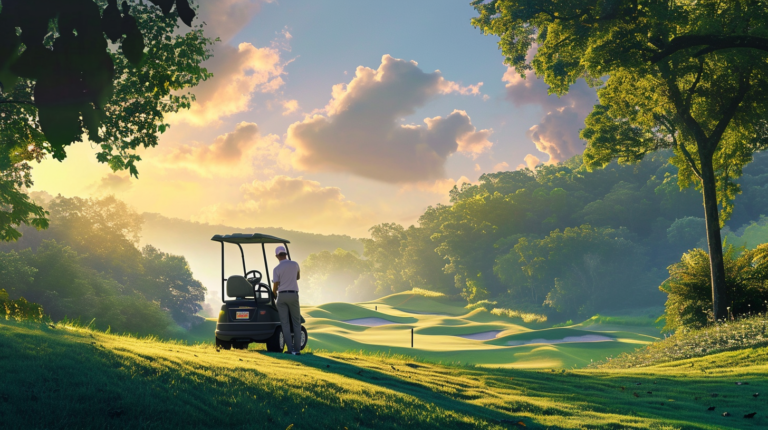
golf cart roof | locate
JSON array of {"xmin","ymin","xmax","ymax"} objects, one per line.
[{"xmin": 211, "ymin": 233, "xmax": 290, "ymax": 244}]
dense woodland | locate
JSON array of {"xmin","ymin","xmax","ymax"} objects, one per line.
[
  {"xmin": 305, "ymin": 152, "xmax": 768, "ymax": 323},
  {"xmin": 0, "ymin": 196, "xmax": 205, "ymax": 335}
]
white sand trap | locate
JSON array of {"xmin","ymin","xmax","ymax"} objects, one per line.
[
  {"xmin": 399, "ymin": 310, "xmax": 448, "ymax": 316},
  {"xmin": 456, "ymin": 330, "xmax": 503, "ymax": 340},
  {"xmin": 506, "ymin": 334, "xmax": 613, "ymax": 346},
  {"xmin": 342, "ymin": 318, "xmax": 401, "ymax": 327}
]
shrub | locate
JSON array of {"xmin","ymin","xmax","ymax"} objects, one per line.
[
  {"xmin": 661, "ymin": 244, "xmax": 768, "ymax": 331},
  {"xmin": 592, "ymin": 313, "xmax": 768, "ymax": 368},
  {"xmin": 0, "ymin": 289, "xmax": 47, "ymax": 323},
  {"xmin": 465, "ymin": 300, "xmax": 496, "ymax": 311},
  {"xmin": 489, "ymin": 307, "xmax": 547, "ymax": 323}
]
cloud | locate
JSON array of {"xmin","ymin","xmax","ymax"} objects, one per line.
[
  {"xmin": 93, "ymin": 173, "xmax": 132, "ymax": 194},
  {"xmin": 286, "ymin": 55, "xmax": 491, "ymax": 183},
  {"xmin": 493, "ymin": 162, "xmax": 510, "ymax": 172},
  {"xmin": 516, "ymin": 154, "xmax": 541, "ymax": 171},
  {"xmin": 281, "ymin": 99, "xmax": 300, "ymax": 116},
  {"xmin": 169, "ymin": 43, "xmax": 285, "ymax": 126},
  {"xmin": 503, "ymin": 66, "xmax": 596, "ymax": 164},
  {"xmin": 400, "ymin": 175, "xmax": 473, "ymax": 195},
  {"xmin": 166, "ymin": 122, "xmax": 289, "ymax": 176},
  {"xmin": 195, "ymin": 0, "xmax": 273, "ymax": 43},
  {"xmin": 193, "ymin": 176, "xmax": 373, "ymax": 234}
]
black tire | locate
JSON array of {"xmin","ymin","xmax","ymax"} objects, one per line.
[
  {"xmin": 266, "ymin": 328, "xmax": 284, "ymax": 353},
  {"xmin": 216, "ymin": 337, "xmax": 231, "ymax": 350},
  {"xmin": 232, "ymin": 341, "xmax": 249, "ymax": 350},
  {"xmin": 300, "ymin": 326, "xmax": 308, "ymax": 351}
]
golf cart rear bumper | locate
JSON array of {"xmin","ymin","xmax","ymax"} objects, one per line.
[{"xmin": 215, "ymin": 323, "xmax": 278, "ymax": 341}]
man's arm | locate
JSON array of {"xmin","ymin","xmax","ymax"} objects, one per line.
[
  {"xmin": 297, "ymin": 269, "xmax": 300, "ymax": 281},
  {"xmin": 272, "ymin": 282, "xmax": 279, "ymax": 296}
]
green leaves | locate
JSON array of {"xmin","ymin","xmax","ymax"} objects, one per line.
[{"xmin": 0, "ymin": 0, "xmax": 212, "ymax": 241}]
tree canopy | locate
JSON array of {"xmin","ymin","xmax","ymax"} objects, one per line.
[
  {"xmin": 0, "ymin": 195, "xmax": 206, "ymax": 334},
  {"xmin": 0, "ymin": 0, "xmax": 213, "ymax": 240},
  {"xmin": 471, "ymin": 0, "xmax": 768, "ymax": 320}
]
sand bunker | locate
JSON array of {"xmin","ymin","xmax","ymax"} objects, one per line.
[
  {"xmin": 506, "ymin": 334, "xmax": 613, "ymax": 346},
  {"xmin": 342, "ymin": 318, "xmax": 401, "ymax": 327},
  {"xmin": 399, "ymin": 310, "xmax": 448, "ymax": 316},
  {"xmin": 456, "ymin": 330, "xmax": 503, "ymax": 340}
]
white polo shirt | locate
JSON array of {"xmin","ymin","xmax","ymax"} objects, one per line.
[{"xmin": 273, "ymin": 259, "xmax": 300, "ymax": 292}]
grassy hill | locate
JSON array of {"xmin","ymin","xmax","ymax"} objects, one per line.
[
  {"xmin": 3, "ymin": 318, "xmax": 768, "ymax": 429},
  {"xmin": 177, "ymin": 291, "xmax": 662, "ymax": 369},
  {"xmin": 300, "ymin": 291, "xmax": 662, "ymax": 369}
]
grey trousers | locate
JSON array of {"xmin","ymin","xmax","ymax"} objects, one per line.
[{"xmin": 276, "ymin": 293, "xmax": 302, "ymax": 353}]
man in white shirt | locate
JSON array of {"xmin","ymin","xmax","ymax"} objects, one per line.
[{"xmin": 272, "ymin": 245, "xmax": 302, "ymax": 355}]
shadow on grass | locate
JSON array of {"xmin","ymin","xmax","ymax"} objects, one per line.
[{"xmin": 0, "ymin": 321, "xmax": 496, "ymax": 430}]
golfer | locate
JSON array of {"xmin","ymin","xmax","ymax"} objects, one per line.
[{"xmin": 272, "ymin": 245, "xmax": 303, "ymax": 355}]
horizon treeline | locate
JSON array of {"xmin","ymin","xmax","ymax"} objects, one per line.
[
  {"xmin": 304, "ymin": 151, "xmax": 768, "ymax": 319},
  {"xmin": 0, "ymin": 196, "xmax": 206, "ymax": 335}
]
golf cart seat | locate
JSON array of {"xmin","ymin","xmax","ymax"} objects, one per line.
[{"xmin": 227, "ymin": 275, "xmax": 253, "ymax": 299}]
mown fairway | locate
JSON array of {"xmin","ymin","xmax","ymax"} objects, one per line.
[
  {"xmin": 3, "ymin": 318, "xmax": 768, "ymax": 429},
  {"xmin": 274, "ymin": 291, "xmax": 660, "ymax": 369}
]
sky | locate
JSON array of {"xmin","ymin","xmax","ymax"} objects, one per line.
[{"xmin": 31, "ymin": 0, "xmax": 598, "ymax": 238}]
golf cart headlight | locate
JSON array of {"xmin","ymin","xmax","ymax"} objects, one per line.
[{"xmin": 218, "ymin": 310, "xmax": 226, "ymax": 322}]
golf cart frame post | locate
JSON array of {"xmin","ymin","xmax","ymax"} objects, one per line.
[{"xmin": 211, "ymin": 233, "xmax": 292, "ymax": 303}]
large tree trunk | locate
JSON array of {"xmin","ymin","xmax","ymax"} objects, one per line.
[{"xmin": 699, "ymin": 154, "xmax": 729, "ymax": 321}]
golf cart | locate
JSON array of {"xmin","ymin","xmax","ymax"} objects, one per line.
[{"xmin": 212, "ymin": 233, "xmax": 307, "ymax": 352}]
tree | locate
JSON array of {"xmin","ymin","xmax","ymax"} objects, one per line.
[
  {"xmin": 300, "ymin": 248, "xmax": 372, "ymax": 303},
  {"xmin": 140, "ymin": 245, "xmax": 205, "ymax": 328},
  {"xmin": 0, "ymin": 0, "xmax": 213, "ymax": 240},
  {"xmin": 472, "ymin": 0, "xmax": 768, "ymax": 320}
]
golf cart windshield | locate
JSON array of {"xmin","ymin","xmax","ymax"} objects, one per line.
[{"xmin": 211, "ymin": 233, "xmax": 292, "ymax": 302}]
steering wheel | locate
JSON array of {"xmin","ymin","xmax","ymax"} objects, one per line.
[{"xmin": 245, "ymin": 269, "xmax": 262, "ymax": 286}]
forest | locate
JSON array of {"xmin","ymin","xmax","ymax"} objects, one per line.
[
  {"xmin": 304, "ymin": 151, "xmax": 768, "ymax": 323},
  {"xmin": 0, "ymin": 196, "xmax": 205, "ymax": 335}
]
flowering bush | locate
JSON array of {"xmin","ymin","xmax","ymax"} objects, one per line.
[{"xmin": 591, "ymin": 313, "xmax": 768, "ymax": 369}]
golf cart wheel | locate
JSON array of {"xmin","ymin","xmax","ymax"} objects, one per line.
[
  {"xmin": 266, "ymin": 328, "xmax": 284, "ymax": 353},
  {"xmin": 300, "ymin": 326, "xmax": 308, "ymax": 351},
  {"xmin": 232, "ymin": 341, "xmax": 249, "ymax": 350},
  {"xmin": 216, "ymin": 337, "xmax": 232, "ymax": 350}
]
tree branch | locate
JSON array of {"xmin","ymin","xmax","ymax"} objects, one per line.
[
  {"xmin": 651, "ymin": 35, "xmax": 768, "ymax": 63},
  {"xmin": 657, "ymin": 62, "xmax": 709, "ymax": 145},
  {"xmin": 709, "ymin": 73, "xmax": 751, "ymax": 150},
  {"xmin": 658, "ymin": 114, "xmax": 703, "ymax": 180},
  {"xmin": 685, "ymin": 60, "xmax": 705, "ymax": 109},
  {"xmin": 0, "ymin": 100, "xmax": 36, "ymax": 106}
]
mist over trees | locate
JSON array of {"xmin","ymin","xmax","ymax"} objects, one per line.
[
  {"xmin": 0, "ymin": 195, "xmax": 205, "ymax": 335},
  {"xmin": 304, "ymin": 152, "xmax": 768, "ymax": 322}
]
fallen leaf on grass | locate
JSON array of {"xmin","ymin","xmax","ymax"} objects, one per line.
[
  {"xmin": 707, "ymin": 407, "xmax": 715, "ymax": 411},
  {"xmin": 744, "ymin": 412, "xmax": 756, "ymax": 419},
  {"xmin": 735, "ymin": 382, "xmax": 749, "ymax": 385},
  {"xmin": 498, "ymin": 419, "xmax": 525, "ymax": 426},
  {"xmin": 753, "ymin": 393, "xmax": 759, "ymax": 397},
  {"xmin": 722, "ymin": 412, "xmax": 731, "ymax": 417},
  {"xmin": 711, "ymin": 393, "xmax": 719, "ymax": 398},
  {"xmin": 633, "ymin": 392, "xmax": 639, "ymax": 398},
  {"xmin": 646, "ymin": 392, "xmax": 652, "ymax": 395}
]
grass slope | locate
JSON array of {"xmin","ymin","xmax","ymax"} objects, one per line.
[
  {"xmin": 2, "ymin": 320, "xmax": 768, "ymax": 429},
  {"xmin": 301, "ymin": 292, "xmax": 660, "ymax": 369}
]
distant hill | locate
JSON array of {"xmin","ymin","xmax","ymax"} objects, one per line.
[{"xmin": 139, "ymin": 213, "xmax": 364, "ymax": 312}]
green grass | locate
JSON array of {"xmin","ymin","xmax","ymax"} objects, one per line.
[
  {"xmin": 593, "ymin": 313, "xmax": 768, "ymax": 369},
  {"xmin": 301, "ymin": 292, "xmax": 660, "ymax": 369},
  {"xmin": 3, "ymin": 318, "xmax": 768, "ymax": 429}
]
